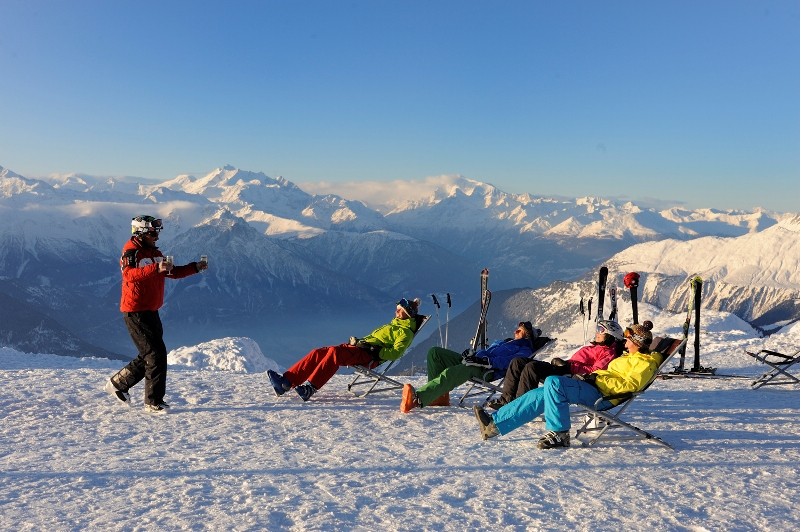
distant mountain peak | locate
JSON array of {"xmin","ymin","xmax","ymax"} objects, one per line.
[
  {"xmin": 778, "ymin": 214, "xmax": 800, "ymax": 232},
  {"xmin": 0, "ymin": 166, "xmax": 25, "ymax": 179}
]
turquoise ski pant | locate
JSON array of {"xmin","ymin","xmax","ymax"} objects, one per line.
[{"xmin": 492, "ymin": 375, "xmax": 612, "ymax": 434}]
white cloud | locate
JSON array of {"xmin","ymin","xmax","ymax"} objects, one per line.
[{"xmin": 297, "ymin": 174, "xmax": 467, "ymax": 210}]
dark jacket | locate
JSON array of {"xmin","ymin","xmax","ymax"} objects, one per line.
[{"xmin": 481, "ymin": 338, "xmax": 534, "ymax": 376}]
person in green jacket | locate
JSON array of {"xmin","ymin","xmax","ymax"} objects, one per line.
[
  {"xmin": 473, "ymin": 322, "xmax": 661, "ymax": 449},
  {"xmin": 267, "ymin": 298, "xmax": 421, "ymax": 401}
]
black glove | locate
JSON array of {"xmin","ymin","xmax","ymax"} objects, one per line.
[
  {"xmin": 572, "ymin": 373, "xmax": 597, "ymax": 386},
  {"xmin": 461, "ymin": 348, "xmax": 475, "ymax": 357},
  {"xmin": 551, "ymin": 357, "xmax": 568, "ymax": 367},
  {"xmin": 462, "ymin": 354, "xmax": 492, "ymax": 368},
  {"xmin": 353, "ymin": 339, "xmax": 382, "ymax": 361}
]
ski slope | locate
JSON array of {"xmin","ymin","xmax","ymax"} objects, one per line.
[{"xmin": 2, "ymin": 320, "xmax": 800, "ymax": 531}]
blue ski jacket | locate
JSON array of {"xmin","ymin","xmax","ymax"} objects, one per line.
[{"xmin": 480, "ymin": 338, "xmax": 534, "ymax": 376}]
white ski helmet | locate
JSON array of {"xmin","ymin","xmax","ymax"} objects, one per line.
[
  {"xmin": 131, "ymin": 215, "xmax": 163, "ymax": 236},
  {"xmin": 596, "ymin": 320, "xmax": 624, "ymax": 341}
]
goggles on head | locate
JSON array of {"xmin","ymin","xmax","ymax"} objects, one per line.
[{"xmin": 396, "ymin": 298, "xmax": 416, "ymax": 316}]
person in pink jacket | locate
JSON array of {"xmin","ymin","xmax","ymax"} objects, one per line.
[{"xmin": 487, "ymin": 320, "xmax": 624, "ymax": 409}]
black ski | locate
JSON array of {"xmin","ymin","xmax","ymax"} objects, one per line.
[
  {"xmin": 472, "ymin": 269, "xmax": 491, "ymax": 350},
  {"xmin": 595, "ymin": 267, "xmax": 608, "ymax": 323},
  {"xmin": 471, "ymin": 291, "xmax": 492, "ymax": 351},
  {"xmin": 608, "ymin": 285, "xmax": 618, "ymax": 323},
  {"xmin": 624, "ymin": 272, "xmax": 640, "ymax": 325},
  {"xmin": 689, "ymin": 276, "xmax": 709, "ymax": 373}
]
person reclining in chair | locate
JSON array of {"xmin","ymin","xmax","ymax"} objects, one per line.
[
  {"xmin": 268, "ymin": 298, "xmax": 421, "ymax": 402},
  {"xmin": 487, "ymin": 320, "xmax": 625, "ymax": 410},
  {"xmin": 473, "ymin": 322, "xmax": 659, "ymax": 449},
  {"xmin": 400, "ymin": 321, "xmax": 543, "ymax": 413}
]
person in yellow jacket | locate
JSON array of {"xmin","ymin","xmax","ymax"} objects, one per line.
[
  {"xmin": 267, "ymin": 298, "xmax": 421, "ymax": 401},
  {"xmin": 473, "ymin": 322, "xmax": 660, "ymax": 449}
]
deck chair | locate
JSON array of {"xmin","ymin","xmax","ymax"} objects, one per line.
[
  {"xmin": 573, "ymin": 336, "xmax": 687, "ymax": 450},
  {"xmin": 346, "ymin": 314, "xmax": 430, "ymax": 397},
  {"xmin": 457, "ymin": 336, "xmax": 554, "ymax": 408},
  {"xmin": 745, "ymin": 348, "xmax": 800, "ymax": 389}
]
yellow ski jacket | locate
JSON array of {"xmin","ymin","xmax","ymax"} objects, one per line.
[{"xmin": 593, "ymin": 349, "xmax": 663, "ymax": 402}]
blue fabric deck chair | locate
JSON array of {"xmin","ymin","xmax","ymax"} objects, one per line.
[
  {"xmin": 745, "ymin": 347, "xmax": 800, "ymax": 389},
  {"xmin": 347, "ymin": 314, "xmax": 430, "ymax": 398},
  {"xmin": 573, "ymin": 336, "xmax": 687, "ymax": 450},
  {"xmin": 457, "ymin": 336, "xmax": 555, "ymax": 408}
]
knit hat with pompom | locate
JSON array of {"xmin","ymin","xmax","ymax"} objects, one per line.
[{"xmin": 626, "ymin": 321, "xmax": 653, "ymax": 348}]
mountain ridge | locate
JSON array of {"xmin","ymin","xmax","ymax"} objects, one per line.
[{"xmin": 1, "ymin": 163, "xmax": 796, "ymax": 363}]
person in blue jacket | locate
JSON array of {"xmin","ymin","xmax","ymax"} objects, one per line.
[{"xmin": 400, "ymin": 321, "xmax": 542, "ymax": 412}]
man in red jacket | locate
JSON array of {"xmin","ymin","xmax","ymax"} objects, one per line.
[{"xmin": 104, "ymin": 215, "xmax": 208, "ymax": 413}]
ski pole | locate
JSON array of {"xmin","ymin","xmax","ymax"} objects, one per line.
[
  {"xmin": 445, "ymin": 293, "xmax": 451, "ymax": 349},
  {"xmin": 431, "ymin": 294, "xmax": 444, "ymax": 347},
  {"xmin": 580, "ymin": 296, "xmax": 586, "ymax": 345}
]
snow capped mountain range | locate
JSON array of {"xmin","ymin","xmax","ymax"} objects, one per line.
[{"xmin": 1, "ymin": 163, "xmax": 797, "ymax": 365}]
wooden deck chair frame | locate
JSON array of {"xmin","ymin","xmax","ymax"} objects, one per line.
[
  {"xmin": 573, "ymin": 336, "xmax": 687, "ymax": 450},
  {"xmin": 745, "ymin": 348, "xmax": 800, "ymax": 389},
  {"xmin": 347, "ymin": 314, "xmax": 430, "ymax": 398},
  {"xmin": 457, "ymin": 337, "xmax": 554, "ymax": 408}
]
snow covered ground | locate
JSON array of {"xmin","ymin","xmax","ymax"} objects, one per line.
[{"xmin": 3, "ymin": 322, "xmax": 800, "ymax": 531}]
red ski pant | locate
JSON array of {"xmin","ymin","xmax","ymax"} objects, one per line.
[{"xmin": 284, "ymin": 344, "xmax": 374, "ymax": 390}]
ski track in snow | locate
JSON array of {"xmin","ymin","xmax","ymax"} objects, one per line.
[{"xmin": 2, "ymin": 335, "xmax": 800, "ymax": 532}]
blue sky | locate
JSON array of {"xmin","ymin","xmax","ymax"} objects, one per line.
[{"xmin": 1, "ymin": 1, "xmax": 798, "ymax": 212}]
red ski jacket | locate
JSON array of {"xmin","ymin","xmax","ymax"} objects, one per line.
[{"xmin": 119, "ymin": 237, "xmax": 197, "ymax": 312}]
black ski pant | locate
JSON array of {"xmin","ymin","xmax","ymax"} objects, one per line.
[
  {"xmin": 499, "ymin": 358, "xmax": 571, "ymax": 405},
  {"xmin": 111, "ymin": 310, "xmax": 168, "ymax": 406}
]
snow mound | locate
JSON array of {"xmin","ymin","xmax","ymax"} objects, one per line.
[{"xmin": 167, "ymin": 337, "xmax": 279, "ymax": 373}]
